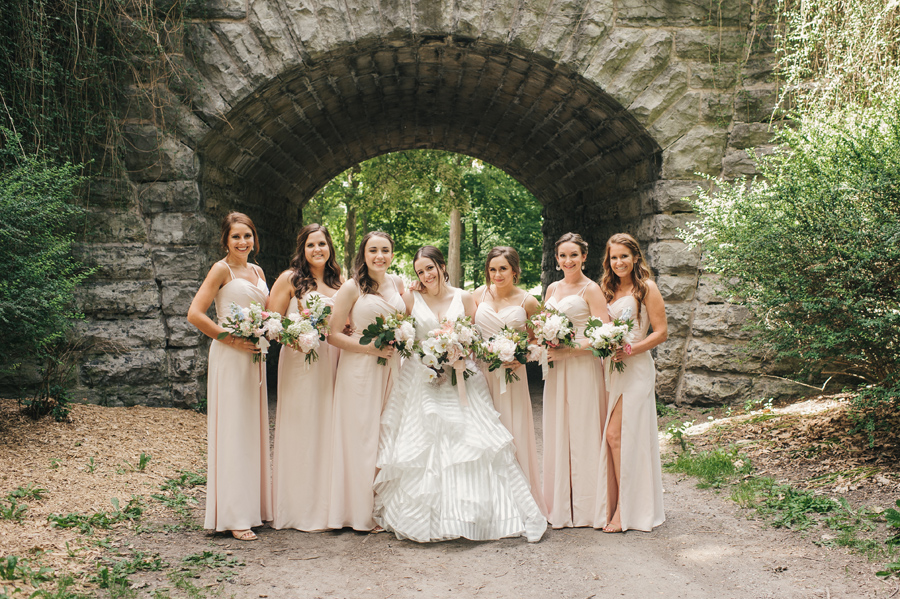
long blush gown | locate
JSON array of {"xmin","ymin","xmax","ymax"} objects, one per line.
[
  {"xmin": 374, "ymin": 290, "xmax": 546, "ymax": 543},
  {"xmin": 273, "ymin": 291, "xmax": 338, "ymax": 531},
  {"xmin": 595, "ymin": 298, "xmax": 665, "ymax": 531},
  {"xmin": 542, "ymin": 283, "xmax": 607, "ymax": 528},
  {"xmin": 474, "ymin": 291, "xmax": 547, "ymax": 517},
  {"xmin": 328, "ymin": 287, "xmax": 406, "ymax": 531},
  {"xmin": 204, "ymin": 262, "xmax": 273, "ymax": 531}
]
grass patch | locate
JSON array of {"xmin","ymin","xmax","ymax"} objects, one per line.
[
  {"xmin": 47, "ymin": 496, "xmax": 143, "ymax": 535},
  {"xmin": 664, "ymin": 447, "xmax": 751, "ymax": 488}
]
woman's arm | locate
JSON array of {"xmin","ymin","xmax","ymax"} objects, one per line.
[
  {"xmin": 460, "ymin": 289, "xmax": 477, "ymax": 319},
  {"xmin": 326, "ymin": 280, "xmax": 394, "ymax": 359},
  {"xmin": 267, "ymin": 270, "xmax": 295, "ymax": 315},
  {"xmin": 187, "ymin": 263, "xmax": 258, "ymax": 353}
]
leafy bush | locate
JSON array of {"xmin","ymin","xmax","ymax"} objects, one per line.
[
  {"xmin": 0, "ymin": 134, "xmax": 91, "ymax": 414},
  {"xmin": 682, "ymin": 103, "xmax": 900, "ymax": 406}
]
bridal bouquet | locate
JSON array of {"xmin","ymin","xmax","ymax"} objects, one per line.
[
  {"xmin": 278, "ymin": 294, "xmax": 332, "ymax": 365},
  {"xmin": 216, "ymin": 301, "xmax": 283, "ymax": 363},
  {"xmin": 420, "ymin": 317, "xmax": 482, "ymax": 385},
  {"xmin": 527, "ymin": 304, "xmax": 578, "ymax": 370},
  {"xmin": 479, "ymin": 325, "xmax": 529, "ymax": 385},
  {"xmin": 359, "ymin": 311, "xmax": 417, "ymax": 365},
  {"xmin": 584, "ymin": 307, "xmax": 635, "ymax": 373}
]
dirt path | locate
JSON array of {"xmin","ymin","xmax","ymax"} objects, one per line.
[{"xmin": 122, "ymin": 383, "xmax": 887, "ymax": 599}]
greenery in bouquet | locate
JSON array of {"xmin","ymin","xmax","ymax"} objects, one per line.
[
  {"xmin": 278, "ymin": 294, "xmax": 332, "ymax": 364},
  {"xmin": 479, "ymin": 325, "xmax": 530, "ymax": 384},
  {"xmin": 359, "ymin": 312, "xmax": 417, "ymax": 365},
  {"xmin": 420, "ymin": 317, "xmax": 482, "ymax": 385},
  {"xmin": 584, "ymin": 308, "xmax": 635, "ymax": 373},
  {"xmin": 526, "ymin": 304, "xmax": 578, "ymax": 369}
]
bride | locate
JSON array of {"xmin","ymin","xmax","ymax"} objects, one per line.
[{"xmin": 373, "ymin": 246, "xmax": 547, "ymax": 543}]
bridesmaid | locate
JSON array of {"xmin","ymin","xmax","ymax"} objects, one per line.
[
  {"xmin": 187, "ymin": 212, "xmax": 272, "ymax": 541},
  {"xmin": 327, "ymin": 231, "xmax": 409, "ymax": 531},
  {"xmin": 267, "ymin": 224, "xmax": 343, "ymax": 531},
  {"xmin": 473, "ymin": 247, "xmax": 547, "ymax": 516},
  {"xmin": 595, "ymin": 233, "xmax": 666, "ymax": 533},
  {"xmin": 542, "ymin": 232, "xmax": 608, "ymax": 528}
]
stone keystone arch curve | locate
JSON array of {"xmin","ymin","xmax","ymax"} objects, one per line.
[{"xmin": 68, "ymin": 0, "xmax": 807, "ymax": 409}]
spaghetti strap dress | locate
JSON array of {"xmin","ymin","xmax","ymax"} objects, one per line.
[
  {"xmin": 328, "ymin": 286, "xmax": 406, "ymax": 531},
  {"xmin": 594, "ymin": 297, "xmax": 665, "ymax": 531},
  {"xmin": 542, "ymin": 283, "xmax": 607, "ymax": 528},
  {"xmin": 474, "ymin": 290, "xmax": 547, "ymax": 516},
  {"xmin": 273, "ymin": 291, "xmax": 337, "ymax": 531},
  {"xmin": 204, "ymin": 262, "xmax": 273, "ymax": 531},
  {"xmin": 374, "ymin": 290, "xmax": 546, "ymax": 543}
]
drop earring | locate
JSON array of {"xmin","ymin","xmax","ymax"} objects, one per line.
[{"xmin": 556, "ymin": 264, "xmax": 561, "ymax": 271}]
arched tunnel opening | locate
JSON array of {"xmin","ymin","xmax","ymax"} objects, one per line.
[{"xmin": 196, "ymin": 37, "xmax": 661, "ymax": 284}]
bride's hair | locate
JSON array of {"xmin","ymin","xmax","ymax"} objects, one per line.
[
  {"xmin": 600, "ymin": 233, "xmax": 653, "ymax": 327},
  {"xmin": 354, "ymin": 231, "xmax": 394, "ymax": 295},
  {"xmin": 289, "ymin": 223, "xmax": 342, "ymax": 299},
  {"xmin": 483, "ymin": 246, "xmax": 521, "ymax": 291},
  {"xmin": 411, "ymin": 246, "xmax": 449, "ymax": 293}
]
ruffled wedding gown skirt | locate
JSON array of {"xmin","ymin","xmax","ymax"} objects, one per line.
[{"xmin": 374, "ymin": 357, "xmax": 547, "ymax": 543}]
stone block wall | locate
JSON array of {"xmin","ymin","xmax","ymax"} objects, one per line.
[{"xmin": 48, "ymin": 0, "xmax": 812, "ymax": 408}]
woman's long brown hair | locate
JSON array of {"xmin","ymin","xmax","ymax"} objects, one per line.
[
  {"xmin": 289, "ymin": 224, "xmax": 342, "ymax": 299},
  {"xmin": 600, "ymin": 233, "xmax": 653, "ymax": 326},
  {"xmin": 354, "ymin": 231, "xmax": 394, "ymax": 296}
]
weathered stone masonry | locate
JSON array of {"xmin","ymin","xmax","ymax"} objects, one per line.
[{"xmin": 55, "ymin": 0, "xmax": 809, "ymax": 408}]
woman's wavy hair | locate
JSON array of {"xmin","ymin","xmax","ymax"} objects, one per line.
[
  {"xmin": 483, "ymin": 246, "xmax": 522, "ymax": 291},
  {"xmin": 220, "ymin": 212, "xmax": 260, "ymax": 258},
  {"xmin": 289, "ymin": 224, "xmax": 342, "ymax": 299},
  {"xmin": 411, "ymin": 245, "xmax": 449, "ymax": 293},
  {"xmin": 600, "ymin": 233, "xmax": 653, "ymax": 326},
  {"xmin": 354, "ymin": 231, "xmax": 394, "ymax": 295}
]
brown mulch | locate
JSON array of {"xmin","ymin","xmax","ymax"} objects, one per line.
[
  {"xmin": 0, "ymin": 398, "xmax": 206, "ymax": 593},
  {"xmin": 683, "ymin": 393, "xmax": 900, "ymax": 508}
]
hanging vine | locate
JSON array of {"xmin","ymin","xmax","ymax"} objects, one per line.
[{"xmin": 0, "ymin": 0, "xmax": 195, "ymax": 173}]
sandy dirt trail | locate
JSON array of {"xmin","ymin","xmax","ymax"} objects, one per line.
[{"xmin": 128, "ymin": 382, "xmax": 885, "ymax": 598}]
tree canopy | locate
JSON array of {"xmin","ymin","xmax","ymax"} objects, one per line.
[{"xmin": 304, "ymin": 150, "xmax": 544, "ymax": 289}]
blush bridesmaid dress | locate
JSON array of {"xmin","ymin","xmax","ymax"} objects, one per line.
[
  {"xmin": 474, "ymin": 289, "xmax": 547, "ymax": 516},
  {"xmin": 541, "ymin": 283, "xmax": 606, "ymax": 528},
  {"xmin": 204, "ymin": 262, "xmax": 273, "ymax": 532},
  {"xmin": 272, "ymin": 291, "xmax": 338, "ymax": 531},
  {"xmin": 328, "ymin": 286, "xmax": 406, "ymax": 531}
]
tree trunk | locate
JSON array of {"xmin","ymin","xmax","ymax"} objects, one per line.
[
  {"xmin": 471, "ymin": 218, "xmax": 479, "ymax": 286},
  {"xmin": 448, "ymin": 208, "xmax": 462, "ymax": 287},
  {"xmin": 344, "ymin": 202, "xmax": 356, "ymax": 275}
]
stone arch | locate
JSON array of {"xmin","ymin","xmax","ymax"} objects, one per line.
[
  {"xmin": 196, "ymin": 37, "xmax": 661, "ymax": 279},
  {"xmin": 68, "ymin": 0, "xmax": 806, "ymax": 409}
]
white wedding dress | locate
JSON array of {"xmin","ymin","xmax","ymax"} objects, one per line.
[{"xmin": 373, "ymin": 290, "xmax": 547, "ymax": 543}]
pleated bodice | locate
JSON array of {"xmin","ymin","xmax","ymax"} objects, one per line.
[
  {"xmin": 609, "ymin": 296, "xmax": 649, "ymax": 341},
  {"xmin": 474, "ymin": 303, "xmax": 527, "ymax": 339},
  {"xmin": 350, "ymin": 288, "xmax": 405, "ymax": 331},
  {"xmin": 214, "ymin": 275, "xmax": 268, "ymax": 322},
  {"xmin": 545, "ymin": 294, "xmax": 590, "ymax": 342}
]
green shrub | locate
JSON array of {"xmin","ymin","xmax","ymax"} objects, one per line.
[
  {"xmin": 682, "ymin": 102, "xmax": 900, "ymax": 409},
  {"xmin": 0, "ymin": 134, "xmax": 91, "ymax": 414}
]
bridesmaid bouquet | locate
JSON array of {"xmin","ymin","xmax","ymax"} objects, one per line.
[
  {"xmin": 479, "ymin": 325, "xmax": 529, "ymax": 385},
  {"xmin": 527, "ymin": 304, "xmax": 578, "ymax": 370},
  {"xmin": 359, "ymin": 311, "xmax": 417, "ymax": 365},
  {"xmin": 584, "ymin": 308, "xmax": 635, "ymax": 373},
  {"xmin": 216, "ymin": 301, "xmax": 283, "ymax": 363},
  {"xmin": 278, "ymin": 294, "xmax": 332, "ymax": 364},
  {"xmin": 420, "ymin": 317, "xmax": 482, "ymax": 385}
]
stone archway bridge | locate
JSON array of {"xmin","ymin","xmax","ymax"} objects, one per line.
[{"xmin": 66, "ymin": 0, "xmax": 809, "ymax": 408}]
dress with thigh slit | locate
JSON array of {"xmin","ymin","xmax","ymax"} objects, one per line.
[{"xmin": 594, "ymin": 297, "xmax": 665, "ymax": 531}]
